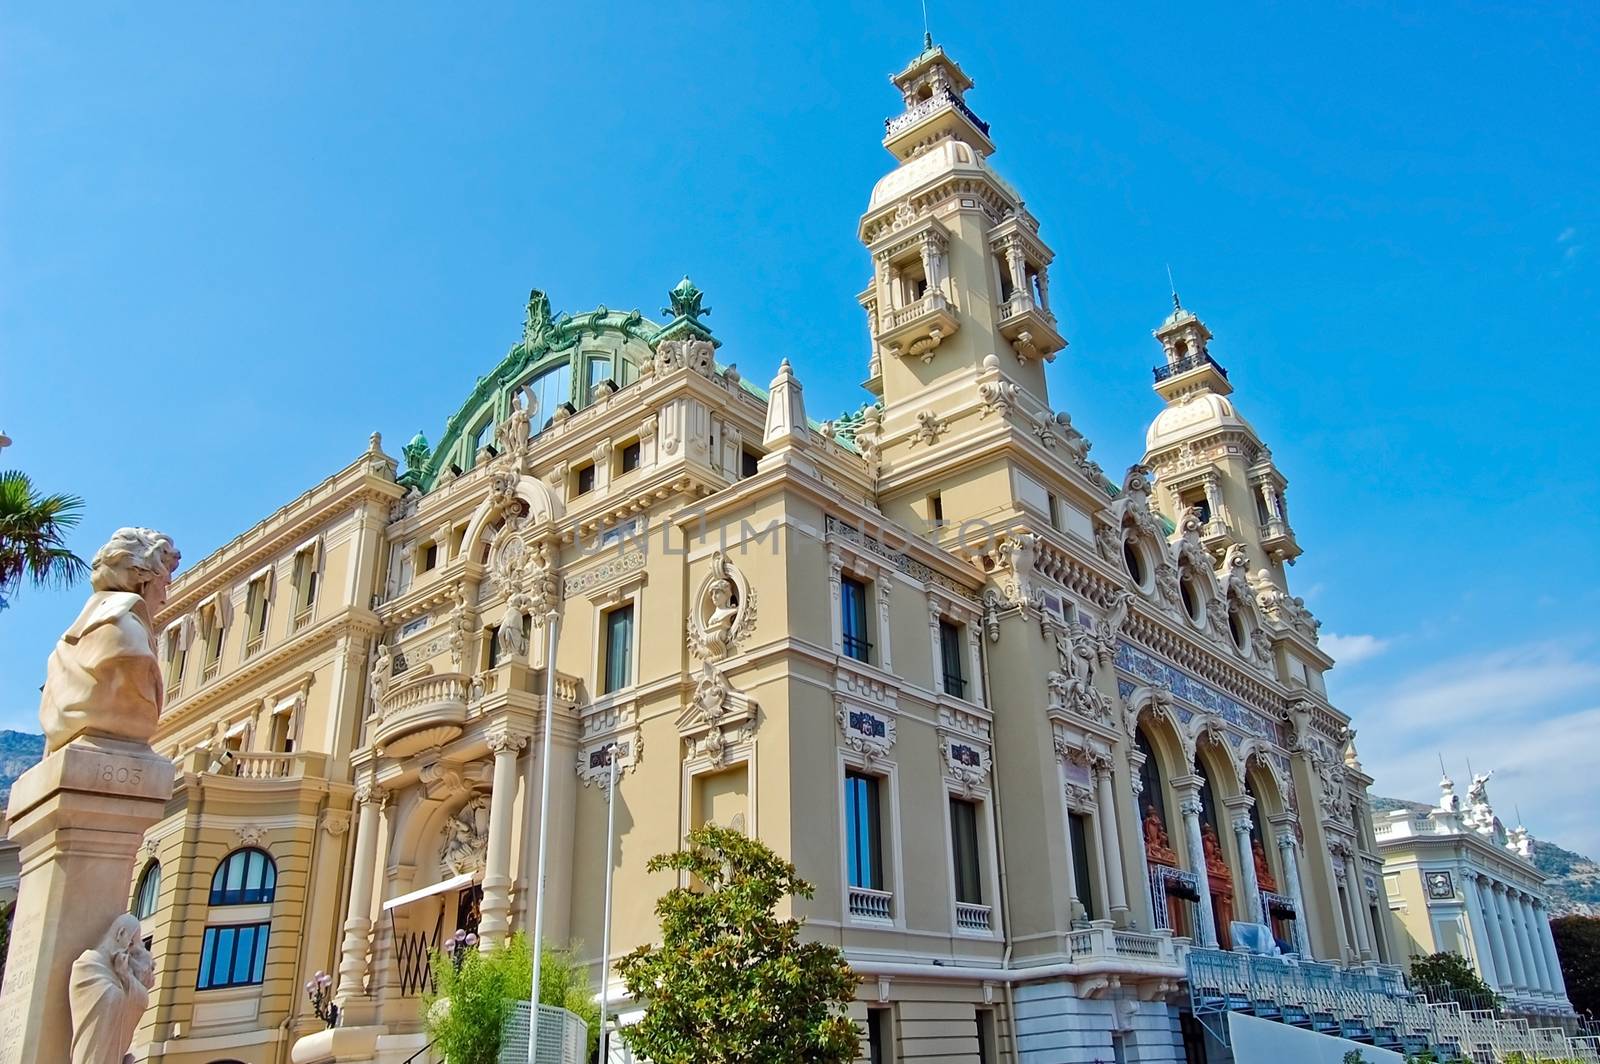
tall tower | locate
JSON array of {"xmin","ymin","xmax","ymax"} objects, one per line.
[
  {"xmin": 1140, "ymin": 296, "xmax": 1302, "ymax": 587},
  {"xmin": 859, "ymin": 38, "xmax": 1090, "ymax": 530}
]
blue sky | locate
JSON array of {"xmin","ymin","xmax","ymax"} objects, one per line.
[{"xmin": 3, "ymin": 3, "xmax": 1597, "ymax": 852}]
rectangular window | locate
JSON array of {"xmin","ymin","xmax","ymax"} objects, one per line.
[
  {"xmin": 484, "ymin": 625, "xmax": 501, "ymax": 670},
  {"xmin": 845, "ymin": 770, "xmax": 884, "ymax": 891},
  {"xmin": 950, "ymin": 796, "xmax": 982, "ymax": 905},
  {"xmin": 741, "ymin": 449, "xmax": 760, "ymax": 478},
  {"xmin": 196, "ymin": 922, "xmax": 270, "ymax": 990},
  {"xmin": 927, "ymin": 492, "xmax": 944, "ymax": 527},
  {"xmin": 586, "ymin": 356, "xmax": 613, "ymax": 403},
  {"xmin": 244, "ymin": 576, "xmax": 270, "ymax": 656},
  {"xmin": 268, "ymin": 710, "xmax": 294, "ymax": 754},
  {"xmin": 938, "ymin": 619, "xmax": 965, "ymax": 698},
  {"xmin": 1069, "ymin": 812, "xmax": 1095, "ymax": 920},
  {"xmin": 165, "ymin": 630, "xmax": 187, "ymax": 691},
  {"xmin": 602, "ymin": 604, "xmax": 634, "ymax": 693},
  {"xmin": 866, "ymin": 1007, "xmax": 893, "ymax": 1064},
  {"xmin": 575, "ymin": 463, "xmax": 596, "ymax": 496},
  {"xmin": 841, "ymin": 576, "xmax": 872, "ymax": 663},
  {"xmin": 619, "ymin": 439, "xmax": 641, "ymax": 473},
  {"xmin": 1255, "ymin": 490, "xmax": 1271, "ymax": 526},
  {"xmin": 291, "ymin": 546, "xmax": 318, "ymax": 625},
  {"xmin": 203, "ymin": 608, "xmax": 226, "ymax": 666},
  {"xmin": 1185, "ymin": 492, "xmax": 1212, "ymax": 526}
]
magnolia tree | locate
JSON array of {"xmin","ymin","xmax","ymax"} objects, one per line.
[{"xmin": 616, "ymin": 824, "xmax": 860, "ymax": 1064}]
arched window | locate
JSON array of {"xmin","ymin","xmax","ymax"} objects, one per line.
[
  {"xmin": 210, "ymin": 848, "xmax": 276, "ymax": 906},
  {"xmin": 1135, "ymin": 728, "xmax": 1169, "ymax": 834},
  {"xmin": 133, "ymin": 860, "xmax": 162, "ymax": 919}
]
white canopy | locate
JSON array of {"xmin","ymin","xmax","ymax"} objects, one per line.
[{"xmin": 382, "ymin": 871, "xmax": 477, "ymax": 912}]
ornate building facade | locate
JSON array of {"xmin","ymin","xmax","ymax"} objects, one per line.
[
  {"xmin": 1376, "ymin": 773, "xmax": 1572, "ymax": 1014},
  {"xmin": 123, "ymin": 39, "xmax": 1394, "ymax": 1064}
]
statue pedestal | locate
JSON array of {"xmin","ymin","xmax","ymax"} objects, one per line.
[
  {"xmin": 0, "ymin": 736, "xmax": 173, "ymax": 1064},
  {"xmin": 290, "ymin": 1025, "xmax": 382, "ymax": 1063}
]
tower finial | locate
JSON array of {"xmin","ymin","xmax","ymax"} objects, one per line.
[
  {"xmin": 921, "ymin": 0, "xmax": 932, "ymax": 48},
  {"xmin": 1166, "ymin": 263, "xmax": 1181, "ymax": 310}
]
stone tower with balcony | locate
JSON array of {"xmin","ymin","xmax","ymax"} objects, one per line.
[
  {"xmin": 1141, "ymin": 297, "xmax": 1302, "ymax": 582},
  {"xmin": 857, "ymin": 38, "xmax": 1091, "ymax": 537}
]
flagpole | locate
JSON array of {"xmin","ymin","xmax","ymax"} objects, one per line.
[
  {"xmin": 527, "ymin": 609, "xmax": 560, "ymax": 1064},
  {"xmin": 597, "ymin": 745, "xmax": 619, "ymax": 1062}
]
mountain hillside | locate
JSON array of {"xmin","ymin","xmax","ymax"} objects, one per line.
[
  {"xmin": 1374, "ymin": 794, "xmax": 1600, "ymax": 917},
  {"xmin": 0, "ymin": 731, "xmax": 43, "ymax": 805}
]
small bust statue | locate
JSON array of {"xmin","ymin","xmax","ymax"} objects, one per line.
[
  {"xmin": 40, "ymin": 528, "xmax": 180, "ymax": 753},
  {"xmin": 69, "ymin": 912, "xmax": 156, "ymax": 1064}
]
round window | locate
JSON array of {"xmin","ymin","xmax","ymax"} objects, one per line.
[{"xmin": 1122, "ymin": 537, "xmax": 1146, "ymax": 587}]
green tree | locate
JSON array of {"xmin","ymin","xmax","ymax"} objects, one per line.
[
  {"xmin": 1408, "ymin": 950, "xmax": 1496, "ymax": 1003},
  {"xmin": 1551, "ymin": 914, "xmax": 1600, "ymax": 1019},
  {"xmin": 0, "ymin": 471, "xmax": 88, "ymax": 601},
  {"xmin": 423, "ymin": 933, "xmax": 599, "ymax": 1064},
  {"xmin": 616, "ymin": 823, "xmax": 860, "ymax": 1064}
]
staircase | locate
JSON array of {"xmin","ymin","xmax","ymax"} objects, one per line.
[{"xmin": 1187, "ymin": 948, "xmax": 1600, "ymax": 1063}]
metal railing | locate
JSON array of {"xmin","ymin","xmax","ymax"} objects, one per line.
[
  {"xmin": 884, "ymin": 88, "xmax": 991, "ymax": 137},
  {"xmin": 1152, "ymin": 352, "xmax": 1229, "ymax": 383},
  {"xmin": 1186, "ymin": 947, "xmax": 1597, "ymax": 1062}
]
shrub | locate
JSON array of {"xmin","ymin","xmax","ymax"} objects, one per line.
[{"xmin": 423, "ymin": 932, "xmax": 600, "ymax": 1064}]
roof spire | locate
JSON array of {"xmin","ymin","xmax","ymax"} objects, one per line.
[
  {"xmin": 1167, "ymin": 263, "xmax": 1181, "ymax": 310},
  {"xmin": 920, "ymin": 0, "xmax": 932, "ymax": 48}
]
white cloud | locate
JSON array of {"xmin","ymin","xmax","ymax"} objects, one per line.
[
  {"xmin": 1320, "ymin": 632, "xmax": 1389, "ymax": 666},
  {"xmin": 1345, "ymin": 638, "xmax": 1600, "ymax": 857},
  {"xmin": 1558, "ymin": 226, "xmax": 1577, "ymax": 244}
]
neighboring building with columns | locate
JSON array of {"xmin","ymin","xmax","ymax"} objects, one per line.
[
  {"xmin": 1376, "ymin": 773, "xmax": 1573, "ymax": 1015},
  {"xmin": 115, "ymin": 37, "xmax": 1394, "ymax": 1064}
]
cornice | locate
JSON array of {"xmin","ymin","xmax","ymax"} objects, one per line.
[{"xmin": 160, "ymin": 464, "xmax": 401, "ymax": 622}]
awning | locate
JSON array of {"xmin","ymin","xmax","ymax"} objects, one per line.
[{"xmin": 382, "ymin": 872, "xmax": 477, "ymax": 912}]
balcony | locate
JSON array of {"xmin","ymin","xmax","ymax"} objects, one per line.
[
  {"xmin": 291, "ymin": 605, "xmax": 314, "ymax": 633},
  {"xmin": 848, "ymin": 885, "xmax": 894, "ymax": 924},
  {"xmin": 995, "ymin": 293, "xmax": 1066, "ymax": 363},
  {"xmin": 373, "ymin": 669, "xmax": 470, "ymax": 759},
  {"xmin": 1152, "ymin": 352, "xmax": 1228, "ymax": 384},
  {"xmin": 244, "ymin": 632, "xmax": 265, "ymax": 659},
  {"xmin": 1068, "ymin": 921, "xmax": 1179, "ymax": 968},
  {"xmin": 882, "ymin": 88, "xmax": 994, "ymax": 158},
  {"xmin": 1260, "ymin": 517, "xmax": 1302, "ymax": 564},
  {"xmin": 202, "ymin": 658, "xmax": 221, "ymax": 684},
  {"xmin": 955, "ymin": 901, "xmax": 993, "ymax": 934},
  {"xmin": 875, "ymin": 291, "xmax": 959, "ymax": 364}
]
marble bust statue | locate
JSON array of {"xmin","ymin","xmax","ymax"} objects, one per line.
[
  {"xmin": 69, "ymin": 912, "xmax": 156, "ymax": 1064},
  {"xmin": 39, "ymin": 527, "xmax": 180, "ymax": 753}
]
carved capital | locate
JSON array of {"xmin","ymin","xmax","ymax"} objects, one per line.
[
  {"xmin": 487, "ymin": 729, "xmax": 531, "ymax": 755},
  {"xmin": 1178, "ymin": 797, "xmax": 1204, "ymax": 818},
  {"xmin": 355, "ymin": 781, "xmax": 391, "ymax": 808}
]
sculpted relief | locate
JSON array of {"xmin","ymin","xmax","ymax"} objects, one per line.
[{"xmin": 440, "ymin": 794, "xmax": 492, "ymax": 877}]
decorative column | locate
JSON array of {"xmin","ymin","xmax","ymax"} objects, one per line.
[
  {"xmin": 336, "ymin": 783, "xmax": 389, "ymax": 1008},
  {"xmin": 1534, "ymin": 903, "xmax": 1571, "ymax": 1001},
  {"xmin": 1481, "ymin": 878, "xmax": 1515, "ymax": 995},
  {"xmin": 1179, "ymin": 795, "xmax": 1216, "ymax": 947},
  {"xmin": 1344, "ymin": 855, "xmax": 1373, "ymax": 959},
  {"xmin": 1232, "ymin": 817, "xmax": 1265, "ymax": 924},
  {"xmin": 1510, "ymin": 890, "xmax": 1543, "ymax": 995},
  {"xmin": 1035, "ymin": 265, "xmax": 1051, "ymax": 313},
  {"xmin": 1464, "ymin": 875, "xmax": 1501, "ymax": 988},
  {"xmin": 1093, "ymin": 761, "xmax": 1129, "ymax": 920},
  {"xmin": 1516, "ymin": 893, "xmax": 1553, "ymax": 995},
  {"xmin": 478, "ymin": 728, "xmax": 530, "ymax": 949},
  {"xmin": 1277, "ymin": 830, "xmax": 1311, "ymax": 956},
  {"xmin": 1494, "ymin": 883, "xmax": 1529, "ymax": 993}
]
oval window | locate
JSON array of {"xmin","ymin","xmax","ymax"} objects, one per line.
[
  {"xmin": 1228, "ymin": 601, "xmax": 1248, "ymax": 652},
  {"xmin": 1180, "ymin": 573, "xmax": 1202, "ymax": 624},
  {"xmin": 1123, "ymin": 538, "xmax": 1146, "ymax": 587}
]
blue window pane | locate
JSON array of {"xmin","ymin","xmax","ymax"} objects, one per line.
[
  {"xmin": 231, "ymin": 926, "xmax": 254, "ymax": 983},
  {"xmin": 253, "ymin": 924, "xmax": 270, "ymax": 982},
  {"xmin": 213, "ymin": 927, "xmax": 236, "ymax": 985},
  {"xmin": 198, "ymin": 929, "xmax": 216, "ymax": 989}
]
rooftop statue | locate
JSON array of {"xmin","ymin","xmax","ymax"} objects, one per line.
[
  {"xmin": 39, "ymin": 527, "xmax": 180, "ymax": 753},
  {"xmin": 69, "ymin": 912, "xmax": 156, "ymax": 1064}
]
